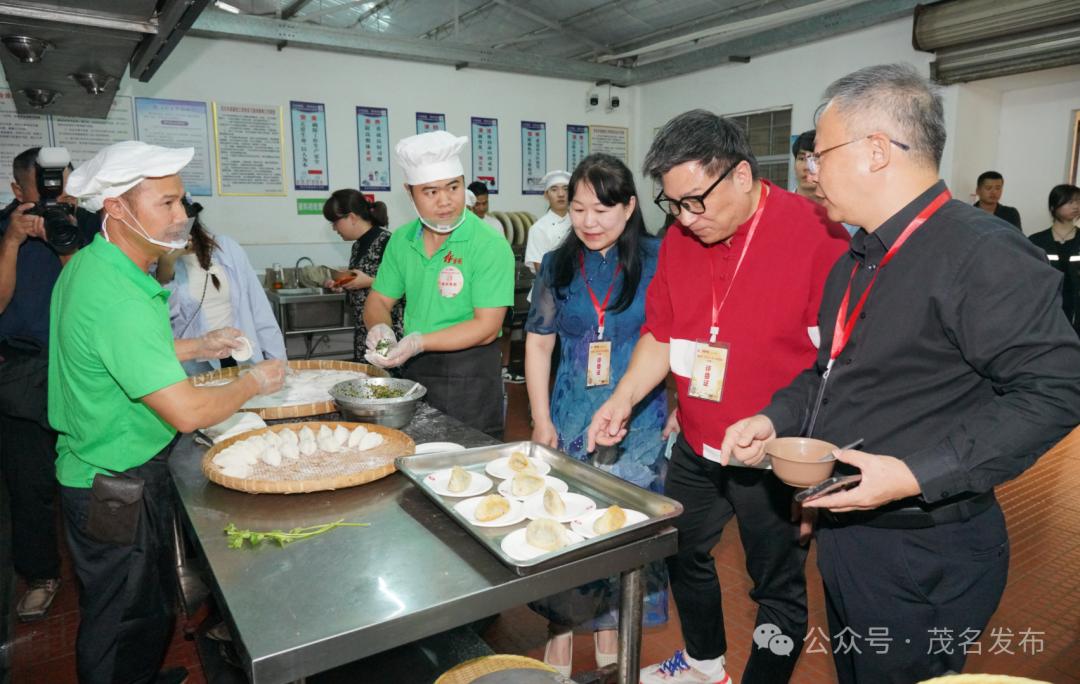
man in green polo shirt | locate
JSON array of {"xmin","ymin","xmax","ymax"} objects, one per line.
[
  {"xmin": 56, "ymin": 141, "xmax": 285, "ymax": 684},
  {"xmin": 364, "ymin": 131, "xmax": 514, "ymax": 437}
]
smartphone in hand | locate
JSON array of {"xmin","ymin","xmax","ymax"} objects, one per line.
[{"xmin": 795, "ymin": 474, "xmax": 862, "ymax": 503}]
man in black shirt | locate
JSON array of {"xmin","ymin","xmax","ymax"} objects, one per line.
[
  {"xmin": 973, "ymin": 170, "xmax": 1022, "ymax": 230},
  {"xmin": 718, "ymin": 64, "xmax": 1080, "ymax": 682}
]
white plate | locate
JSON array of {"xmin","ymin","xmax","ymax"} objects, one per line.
[
  {"xmin": 485, "ymin": 454, "xmax": 551, "ymax": 479},
  {"xmin": 522, "ymin": 492, "xmax": 596, "ymax": 523},
  {"xmin": 424, "ymin": 468, "xmax": 493, "ymax": 497},
  {"xmin": 453, "ymin": 495, "xmax": 526, "ymax": 527},
  {"xmin": 497, "ymin": 475, "xmax": 568, "ymax": 501},
  {"xmin": 500, "ymin": 526, "xmax": 586, "ymax": 561},
  {"xmin": 570, "ymin": 508, "xmax": 649, "ymax": 539},
  {"xmin": 414, "ymin": 442, "xmax": 466, "ymax": 455}
]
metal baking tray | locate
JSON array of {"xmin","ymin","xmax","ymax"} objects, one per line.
[{"xmin": 395, "ymin": 441, "xmax": 683, "ymax": 575}]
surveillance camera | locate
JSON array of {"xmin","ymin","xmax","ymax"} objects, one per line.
[
  {"xmin": 587, "ymin": 93, "xmax": 600, "ymax": 108},
  {"xmin": 609, "ymin": 96, "xmax": 620, "ymax": 109}
]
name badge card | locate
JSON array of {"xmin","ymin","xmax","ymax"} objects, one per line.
[
  {"xmin": 688, "ymin": 340, "xmax": 729, "ymax": 402},
  {"xmin": 587, "ymin": 341, "xmax": 612, "ymax": 387}
]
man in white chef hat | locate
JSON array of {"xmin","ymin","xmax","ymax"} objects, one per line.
[
  {"xmin": 52, "ymin": 140, "xmax": 284, "ymax": 684},
  {"xmin": 364, "ymin": 130, "xmax": 515, "ymax": 437},
  {"xmin": 524, "ymin": 169, "xmax": 571, "ymax": 273}
]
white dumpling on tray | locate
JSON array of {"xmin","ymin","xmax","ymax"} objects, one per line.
[
  {"xmin": 260, "ymin": 445, "xmax": 282, "ymax": 467},
  {"xmin": 299, "ymin": 426, "xmax": 316, "ymax": 443},
  {"xmin": 334, "ymin": 425, "xmax": 350, "ymax": 446},
  {"xmin": 278, "ymin": 428, "xmax": 299, "ymax": 447},
  {"xmin": 281, "ymin": 441, "xmax": 300, "ymax": 460},
  {"xmin": 317, "ymin": 432, "xmax": 340, "ymax": 453},
  {"xmin": 347, "ymin": 425, "xmax": 368, "ymax": 448},
  {"xmin": 299, "ymin": 439, "xmax": 317, "ymax": 456},
  {"xmin": 220, "ymin": 462, "xmax": 253, "ymax": 479},
  {"xmin": 357, "ymin": 431, "xmax": 384, "ymax": 451}
]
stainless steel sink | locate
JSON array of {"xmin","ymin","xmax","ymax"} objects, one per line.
[
  {"xmin": 266, "ymin": 287, "xmax": 347, "ymax": 330},
  {"xmin": 273, "ymin": 287, "xmax": 325, "ymax": 296}
]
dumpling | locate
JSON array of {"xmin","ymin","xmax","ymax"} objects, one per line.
[
  {"xmin": 263, "ymin": 430, "xmax": 282, "ymax": 447},
  {"xmin": 298, "ymin": 426, "xmax": 316, "ymax": 443},
  {"xmin": 318, "ymin": 425, "xmax": 334, "ymax": 442},
  {"xmin": 508, "ymin": 451, "xmax": 531, "ymax": 472},
  {"xmin": 220, "ymin": 462, "xmax": 253, "ymax": 479},
  {"xmin": 358, "ymin": 431, "xmax": 384, "ymax": 451},
  {"xmin": 260, "ymin": 446, "xmax": 282, "ymax": 467},
  {"xmin": 525, "ymin": 518, "xmax": 568, "ymax": 551},
  {"xmin": 347, "ymin": 425, "xmax": 368, "ymax": 448},
  {"xmin": 334, "ymin": 425, "xmax": 350, "ymax": 446},
  {"xmin": 474, "ymin": 494, "xmax": 510, "ymax": 522},
  {"xmin": 511, "ymin": 473, "xmax": 545, "ymax": 498},
  {"xmin": 281, "ymin": 441, "xmax": 300, "ymax": 460},
  {"xmin": 277, "ymin": 428, "xmax": 299, "ymax": 447},
  {"xmin": 317, "ymin": 432, "xmax": 340, "ymax": 453},
  {"xmin": 543, "ymin": 488, "xmax": 566, "ymax": 517},
  {"xmin": 212, "ymin": 445, "xmax": 246, "ymax": 468},
  {"xmin": 299, "ymin": 438, "xmax": 317, "ymax": 456},
  {"xmin": 447, "ymin": 466, "xmax": 472, "ymax": 493},
  {"xmin": 593, "ymin": 505, "xmax": 628, "ymax": 534}
]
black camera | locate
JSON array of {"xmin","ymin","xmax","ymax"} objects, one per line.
[{"xmin": 26, "ymin": 147, "xmax": 78, "ymax": 255}]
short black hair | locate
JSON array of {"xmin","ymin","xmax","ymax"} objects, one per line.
[
  {"xmin": 792, "ymin": 130, "xmax": 815, "ymax": 157},
  {"xmin": 12, "ymin": 147, "xmax": 41, "ymax": 189},
  {"xmin": 467, "ymin": 181, "xmax": 489, "ymax": 197},
  {"xmin": 642, "ymin": 109, "xmax": 758, "ymax": 181},
  {"xmin": 977, "ymin": 171, "xmax": 1003, "ymax": 186},
  {"xmin": 1049, "ymin": 184, "xmax": 1080, "ymax": 220}
]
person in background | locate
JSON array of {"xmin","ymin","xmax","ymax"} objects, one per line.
[
  {"xmin": 364, "ymin": 131, "xmax": 515, "ymax": 437},
  {"xmin": 525, "ymin": 154, "xmax": 668, "ymax": 676},
  {"xmin": 321, "ymin": 189, "xmax": 404, "ymax": 359},
  {"xmin": 156, "ymin": 198, "xmax": 285, "ymax": 374},
  {"xmin": 525, "ymin": 170, "xmax": 571, "ymax": 273},
  {"xmin": 1029, "ymin": 184, "xmax": 1080, "ymax": 335},
  {"xmin": 587, "ymin": 109, "xmax": 849, "ymax": 684},
  {"xmin": 974, "ymin": 170, "xmax": 1022, "ymax": 230},
  {"xmin": 57, "ymin": 140, "xmax": 284, "ymax": 684},
  {"xmin": 0, "ymin": 146, "xmax": 99, "ymax": 622},
  {"xmin": 467, "ymin": 180, "xmax": 504, "ymax": 234},
  {"xmin": 724, "ymin": 64, "xmax": 1080, "ymax": 683},
  {"xmin": 791, "ymin": 129, "xmax": 818, "ymax": 201}
]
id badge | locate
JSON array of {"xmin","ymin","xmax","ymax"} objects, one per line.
[
  {"xmin": 587, "ymin": 341, "xmax": 612, "ymax": 387},
  {"xmin": 687, "ymin": 340, "xmax": 729, "ymax": 402}
]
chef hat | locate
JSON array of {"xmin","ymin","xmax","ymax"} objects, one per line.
[
  {"xmin": 465, "ymin": 189, "xmax": 477, "ymax": 208},
  {"xmin": 66, "ymin": 140, "xmax": 194, "ymax": 211},
  {"xmin": 542, "ymin": 170, "xmax": 571, "ymax": 190},
  {"xmin": 395, "ymin": 130, "xmax": 468, "ymax": 186}
]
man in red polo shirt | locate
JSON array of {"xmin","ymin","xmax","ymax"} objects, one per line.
[{"xmin": 587, "ymin": 110, "xmax": 848, "ymax": 684}]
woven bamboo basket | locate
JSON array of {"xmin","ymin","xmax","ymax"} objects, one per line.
[
  {"xmin": 919, "ymin": 677, "xmax": 1051, "ymax": 684},
  {"xmin": 201, "ymin": 421, "xmax": 413, "ymax": 494},
  {"xmin": 435, "ymin": 655, "xmax": 559, "ymax": 684},
  {"xmin": 191, "ymin": 359, "xmax": 388, "ymax": 420}
]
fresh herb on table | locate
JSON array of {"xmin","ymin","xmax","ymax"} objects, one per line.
[
  {"xmin": 338, "ymin": 383, "xmax": 406, "ymax": 400},
  {"xmin": 224, "ymin": 520, "xmax": 369, "ymax": 549}
]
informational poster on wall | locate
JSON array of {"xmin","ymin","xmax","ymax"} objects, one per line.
[
  {"xmin": 290, "ymin": 101, "xmax": 329, "ymax": 191},
  {"xmin": 357, "ymin": 106, "xmax": 390, "ymax": 192},
  {"xmin": 589, "ymin": 125, "xmax": 629, "ymax": 165},
  {"xmin": 51, "ymin": 96, "xmax": 136, "ymax": 166},
  {"xmin": 567, "ymin": 124, "xmax": 589, "ymax": 171},
  {"xmin": 416, "ymin": 112, "xmax": 446, "ymax": 134},
  {"xmin": 521, "ymin": 121, "xmax": 547, "ymax": 195},
  {"xmin": 212, "ymin": 102, "xmax": 286, "ymax": 196},
  {"xmin": 0, "ymin": 89, "xmax": 51, "ymax": 204},
  {"xmin": 134, "ymin": 97, "xmax": 213, "ymax": 196},
  {"xmin": 471, "ymin": 117, "xmax": 499, "ymax": 194}
]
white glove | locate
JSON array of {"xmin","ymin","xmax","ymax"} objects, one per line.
[
  {"xmin": 196, "ymin": 327, "xmax": 244, "ymax": 360},
  {"xmin": 364, "ymin": 324, "xmax": 398, "ymax": 366},
  {"xmin": 244, "ymin": 359, "xmax": 286, "ymax": 395},
  {"xmin": 380, "ymin": 332, "xmax": 424, "ymax": 369}
]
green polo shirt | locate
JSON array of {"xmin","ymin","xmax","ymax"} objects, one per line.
[
  {"xmin": 373, "ymin": 211, "xmax": 515, "ymax": 335},
  {"xmin": 49, "ymin": 234, "xmax": 188, "ymax": 488}
]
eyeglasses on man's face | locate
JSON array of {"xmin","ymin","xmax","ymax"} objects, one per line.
[
  {"xmin": 654, "ymin": 160, "xmax": 743, "ymax": 217},
  {"xmin": 805, "ymin": 136, "xmax": 910, "ymax": 175}
]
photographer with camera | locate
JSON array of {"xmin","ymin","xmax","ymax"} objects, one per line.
[{"xmin": 0, "ymin": 146, "xmax": 99, "ymax": 622}]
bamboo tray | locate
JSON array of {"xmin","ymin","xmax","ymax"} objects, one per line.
[
  {"xmin": 191, "ymin": 359, "xmax": 388, "ymax": 420},
  {"xmin": 202, "ymin": 421, "xmax": 414, "ymax": 494}
]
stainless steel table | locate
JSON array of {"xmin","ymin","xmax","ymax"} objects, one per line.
[{"xmin": 169, "ymin": 405, "xmax": 677, "ymax": 684}]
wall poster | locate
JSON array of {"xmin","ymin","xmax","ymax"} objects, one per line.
[
  {"xmin": 357, "ymin": 106, "xmax": 390, "ymax": 192},
  {"xmin": 290, "ymin": 101, "xmax": 329, "ymax": 191},
  {"xmin": 212, "ymin": 102, "xmax": 286, "ymax": 196},
  {"xmin": 134, "ymin": 97, "xmax": 214, "ymax": 196},
  {"xmin": 521, "ymin": 121, "xmax": 547, "ymax": 195},
  {"xmin": 471, "ymin": 116, "xmax": 499, "ymax": 194},
  {"xmin": 567, "ymin": 124, "xmax": 589, "ymax": 171},
  {"xmin": 416, "ymin": 111, "xmax": 446, "ymax": 134},
  {"xmin": 589, "ymin": 125, "xmax": 629, "ymax": 166}
]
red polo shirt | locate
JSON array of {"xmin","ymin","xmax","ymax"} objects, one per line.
[{"xmin": 644, "ymin": 180, "xmax": 849, "ymax": 457}]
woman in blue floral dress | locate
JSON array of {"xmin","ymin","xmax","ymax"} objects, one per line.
[{"xmin": 525, "ymin": 153, "xmax": 669, "ymax": 675}]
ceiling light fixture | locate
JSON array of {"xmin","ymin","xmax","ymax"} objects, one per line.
[
  {"xmin": 2, "ymin": 35, "xmax": 53, "ymax": 63},
  {"xmin": 214, "ymin": 1, "xmax": 241, "ymax": 13},
  {"xmin": 70, "ymin": 72, "xmax": 115, "ymax": 95},
  {"xmin": 20, "ymin": 88, "xmax": 60, "ymax": 108}
]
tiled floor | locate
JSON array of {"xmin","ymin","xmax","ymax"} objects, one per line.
[{"xmin": 9, "ymin": 381, "xmax": 1080, "ymax": 683}]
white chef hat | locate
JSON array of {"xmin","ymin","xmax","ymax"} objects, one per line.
[
  {"xmin": 395, "ymin": 131, "xmax": 467, "ymax": 186},
  {"xmin": 542, "ymin": 169, "xmax": 571, "ymax": 190},
  {"xmin": 66, "ymin": 140, "xmax": 194, "ymax": 211},
  {"xmin": 465, "ymin": 189, "xmax": 477, "ymax": 208}
]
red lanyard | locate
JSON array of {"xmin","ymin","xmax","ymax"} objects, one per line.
[
  {"xmin": 829, "ymin": 190, "xmax": 951, "ymax": 366},
  {"xmin": 707, "ymin": 183, "xmax": 768, "ymax": 343},
  {"xmin": 579, "ymin": 251, "xmax": 622, "ymax": 340}
]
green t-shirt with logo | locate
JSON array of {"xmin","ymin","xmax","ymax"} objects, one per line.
[
  {"xmin": 373, "ymin": 212, "xmax": 515, "ymax": 335},
  {"xmin": 49, "ymin": 234, "xmax": 188, "ymax": 488}
]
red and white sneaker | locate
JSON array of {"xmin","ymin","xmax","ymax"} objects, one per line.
[{"xmin": 639, "ymin": 650, "xmax": 731, "ymax": 684}]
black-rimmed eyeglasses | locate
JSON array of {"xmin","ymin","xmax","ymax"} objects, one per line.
[{"xmin": 653, "ymin": 160, "xmax": 742, "ymax": 217}]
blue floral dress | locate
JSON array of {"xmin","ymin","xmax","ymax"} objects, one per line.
[{"xmin": 525, "ymin": 238, "xmax": 669, "ymax": 631}]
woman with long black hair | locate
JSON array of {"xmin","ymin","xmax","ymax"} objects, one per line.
[{"xmin": 524, "ymin": 153, "xmax": 668, "ymax": 675}]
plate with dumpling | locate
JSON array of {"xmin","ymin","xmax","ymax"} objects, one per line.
[
  {"xmin": 522, "ymin": 488, "xmax": 596, "ymax": 523},
  {"xmin": 497, "ymin": 473, "xmax": 568, "ymax": 501},
  {"xmin": 453, "ymin": 494, "xmax": 526, "ymax": 527},
  {"xmin": 424, "ymin": 466, "xmax": 493, "ymax": 497},
  {"xmin": 500, "ymin": 518, "xmax": 586, "ymax": 561},
  {"xmin": 571, "ymin": 505, "xmax": 649, "ymax": 539},
  {"xmin": 201, "ymin": 420, "xmax": 414, "ymax": 494},
  {"xmin": 484, "ymin": 450, "xmax": 551, "ymax": 480}
]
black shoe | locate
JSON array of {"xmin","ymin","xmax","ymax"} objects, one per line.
[{"xmin": 155, "ymin": 666, "xmax": 189, "ymax": 684}]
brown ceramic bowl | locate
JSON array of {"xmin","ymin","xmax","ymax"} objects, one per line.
[{"xmin": 766, "ymin": 437, "xmax": 839, "ymax": 487}]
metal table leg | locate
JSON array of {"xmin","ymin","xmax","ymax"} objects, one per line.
[{"xmin": 617, "ymin": 565, "xmax": 644, "ymax": 684}]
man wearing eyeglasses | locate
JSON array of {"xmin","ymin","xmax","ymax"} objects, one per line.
[{"xmin": 587, "ymin": 109, "xmax": 848, "ymax": 684}]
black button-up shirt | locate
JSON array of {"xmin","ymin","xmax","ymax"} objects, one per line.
[
  {"xmin": 973, "ymin": 201, "xmax": 1022, "ymax": 230},
  {"xmin": 763, "ymin": 181, "xmax": 1080, "ymax": 504}
]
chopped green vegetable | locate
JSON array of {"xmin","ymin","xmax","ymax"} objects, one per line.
[
  {"xmin": 338, "ymin": 383, "xmax": 406, "ymax": 400},
  {"xmin": 224, "ymin": 519, "xmax": 369, "ymax": 549},
  {"xmin": 375, "ymin": 339, "xmax": 393, "ymax": 355}
]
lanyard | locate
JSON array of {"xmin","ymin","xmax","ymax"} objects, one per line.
[
  {"xmin": 579, "ymin": 251, "xmax": 622, "ymax": 340},
  {"xmin": 706, "ymin": 183, "xmax": 768, "ymax": 343}
]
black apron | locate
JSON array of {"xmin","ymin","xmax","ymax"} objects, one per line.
[
  {"xmin": 0, "ymin": 337, "xmax": 49, "ymax": 426},
  {"xmin": 402, "ymin": 340, "xmax": 504, "ymax": 439}
]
